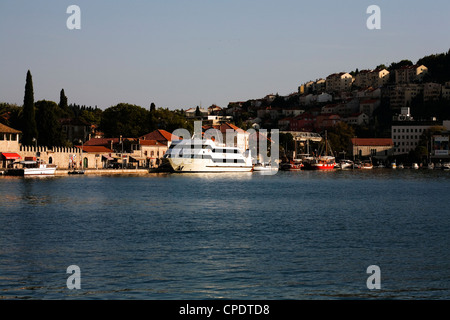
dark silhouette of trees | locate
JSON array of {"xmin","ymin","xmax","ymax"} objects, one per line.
[{"xmin": 21, "ymin": 70, "xmax": 38, "ymax": 145}]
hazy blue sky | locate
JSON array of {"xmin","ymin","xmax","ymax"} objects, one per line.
[{"xmin": 1, "ymin": 0, "xmax": 449, "ymax": 110}]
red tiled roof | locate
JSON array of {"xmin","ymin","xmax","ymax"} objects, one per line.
[
  {"xmin": 84, "ymin": 138, "xmax": 120, "ymax": 146},
  {"xmin": 139, "ymin": 139, "xmax": 165, "ymax": 146},
  {"xmin": 76, "ymin": 145, "xmax": 113, "ymax": 153},
  {"xmin": 139, "ymin": 129, "xmax": 179, "ymax": 142},
  {"xmin": 203, "ymin": 123, "xmax": 247, "ymax": 134},
  {"xmin": 0, "ymin": 122, "xmax": 21, "ymax": 134},
  {"xmin": 351, "ymin": 138, "xmax": 393, "ymax": 146}
]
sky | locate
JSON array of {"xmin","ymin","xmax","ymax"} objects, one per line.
[{"xmin": 1, "ymin": 0, "xmax": 449, "ymax": 110}]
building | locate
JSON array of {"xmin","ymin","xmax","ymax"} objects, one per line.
[
  {"xmin": 359, "ymin": 99, "xmax": 380, "ymax": 117},
  {"xmin": 326, "ymin": 72, "xmax": 354, "ymax": 92},
  {"xmin": 139, "ymin": 129, "xmax": 179, "ymax": 147},
  {"xmin": 317, "ymin": 92, "xmax": 333, "ymax": 103},
  {"xmin": 0, "ymin": 123, "xmax": 22, "ymax": 168},
  {"xmin": 423, "ymin": 82, "xmax": 442, "ymax": 102},
  {"xmin": 207, "ymin": 105, "xmax": 222, "ymax": 115},
  {"xmin": 130, "ymin": 140, "xmax": 168, "ymax": 168},
  {"xmin": 370, "ymin": 68, "xmax": 390, "ymax": 87},
  {"xmin": 202, "ymin": 115, "xmax": 234, "ymax": 126},
  {"xmin": 442, "ymin": 82, "xmax": 450, "ymax": 100},
  {"xmin": 75, "ymin": 145, "xmax": 114, "ymax": 169},
  {"xmin": 354, "ymin": 70, "xmax": 373, "ymax": 88},
  {"xmin": 289, "ymin": 113, "xmax": 316, "ymax": 132},
  {"xmin": 60, "ymin": 118, "xmax": 91, "ymax": 143},
  {"xmin": 350, "ymin": 138, "xmax": 394, "ymax": 159},
  {"xmin": 185, "ymin": 107, "xmax": 208, "ymax": 118},
  {"xmin": 387, "ymin": 84, "xmax": 423, "ymax": 108},
  {"xmin": 391, "ymin": 120, "xmax": 441, "ymax": 155},
  {"xmin": 202, "ymin": 122, "xmax": 250, "ymax": 151},
  {"xmin": 315, "ymin": 114, "xmax": 341, "ymax": 130},
  {"xmin": 395, "ymin": 65, "xmax": 428, "ymax": 84},
  {"xmin": 343, "ymin": 112, "xmax": 369, "ymax": 126}
]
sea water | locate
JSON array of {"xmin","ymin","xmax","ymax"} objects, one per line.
[{"xmin": 0, "ymin": 169, "xmax": 449, "ymax": 299}]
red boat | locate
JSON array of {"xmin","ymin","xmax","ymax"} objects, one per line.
[
  {"xmin": 280, "ymin": 159, "xmax": 304, "ymax": 171},
  {"xmin": 302, "ymin": 131, "xmax": 335, "ymax": 170},
  {"xmin": 302, "ymin": 156, "xmax": 336, "ymax": 170}
]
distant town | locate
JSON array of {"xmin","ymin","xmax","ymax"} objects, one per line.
[{"xmin": 1, "ymin": 49, "xmax": 450, "ymax": 171}]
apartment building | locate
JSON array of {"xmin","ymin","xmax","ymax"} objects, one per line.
[
  {"xmin": 391, "ymin": 120, "xmax": 441, "ymax": 155},
  {"xmin": 326, "ymin": 72, "xmax": 354, "ymax": 92},
  {"xmin": 395, "ymin": 65, "xmax": 428, "ymax": 84}
]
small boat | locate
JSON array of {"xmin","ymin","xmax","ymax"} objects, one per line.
[
  {"xmin": 412, "ymin": 163, "xmax": 419, "ymax": 169},
  {"xmin": 6, "ymin": 157, "xmax": 57, "ymax": 176},
  {"xmin": 253, "ymin": 163, "xmax": 278, "ymax": 173},
  {"xmin": 427, "ymin": 163, "xmax": 434, "ymax": 170},
  {"xmin": 398, "ymin": 163, "xmax": 404, "ymax": 169},
  {"xmin": 442, "ymin": 162, "xmax": 450, "ymax": 170},
  {"xmin": 391, "ymin": 162, "xmax": 397, "ymax": 169},
  {"xmin": 279, "ymin": 159, "xmax": 303, "ymax": 171},
  {"xmin": 68, "ymin": 170, "xmax": 85, "ymax": 175},
  {"xmin": 339, "ymin": 159, "xmax": 354, "ymax": 169},
  {"xmin": 361, "ymin": 161, "xmax": 373, "ymax": 169}
]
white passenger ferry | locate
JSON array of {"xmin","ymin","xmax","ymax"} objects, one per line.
[
  {"xmin": 6, "ymin": 157, "xmax": 57, "ymax": 176},
  {"xmin": 163, "ymin": 139, "xmax": 253, "ymax": 173}
]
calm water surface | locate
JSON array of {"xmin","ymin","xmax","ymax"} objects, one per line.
[{"xmin": 0, "ymin": 169, "xmax": 449, "ymax": 299}]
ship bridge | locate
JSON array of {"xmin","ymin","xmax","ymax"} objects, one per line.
[
  {"xmin": 280, "ymin": 131, "xmax": 323, "ymax": 159},
  {"xmin": 281, "ymin": 131, "xmax": 323, "ymax": 143}
]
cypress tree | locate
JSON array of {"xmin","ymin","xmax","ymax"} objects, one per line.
[
  {"xmin": 59, "ymin": 89, "xmax": 68, "ymax": 110},
  {"xmin": 22, "ymin": 70, "xmax": 38, "ymax": 145}
]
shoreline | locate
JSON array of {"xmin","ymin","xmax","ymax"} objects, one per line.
[{"xmin": 55, "ymin": 169, "xmax": 156, "ymax": 175}]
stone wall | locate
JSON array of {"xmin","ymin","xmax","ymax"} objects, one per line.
[{"xmin": 18, "ymin": 145, "xmax": 109, "ymax": 170}]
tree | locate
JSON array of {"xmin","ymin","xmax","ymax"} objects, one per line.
[
  {"xmin": 195, "ymin": 106, "xmax": 201, "ymax": 117},
  {"xmin": 35, "ymin": 100, "xmax": 64, "ymax": 147},
  {"xmin": 100, "ymin": 103, "xmax": 150, "ymax": 138},
  {"xmin": 59, "ymin": 89, "xmax": 68, "ymax": 110},
  {"xmin": 327, "ymin": 122, "xmax": 355, "ymax": 156},
  {"xmin": 21, "ymin": 70, "xmax": 38, "ymax": 145},
  {"xmin": 150, "ymin": 102, "xmax": 156, "ymax": 112}
]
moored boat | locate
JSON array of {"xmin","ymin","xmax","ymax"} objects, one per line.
[
  {"xmin": 279, "ymin": 159, "xmax": 303, "ymax": 171},
  {"xmin": 163, "ymin": 138, "xmax": 253, "ymax": 173},
  {"xmin": 6, "ymin": 157, "xmax": 57, "ymax": 176},
  {"xmin": 303, "ymin": 156, "xmax": 336, "ymax": 170},
  {"xmin": 361, "ymin": 161, "xmax": 373, "ymax": 169},
  {"xmin": 302, "ymin": 131, "xmax": 336, "ymax": 171},
  {"xmin": 339, "ymin": 159, "xmax": 354, "ymax": 169},
  {"xmin": 253, "ymin": 162, "xmax": 278, "ymax": 173}
]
